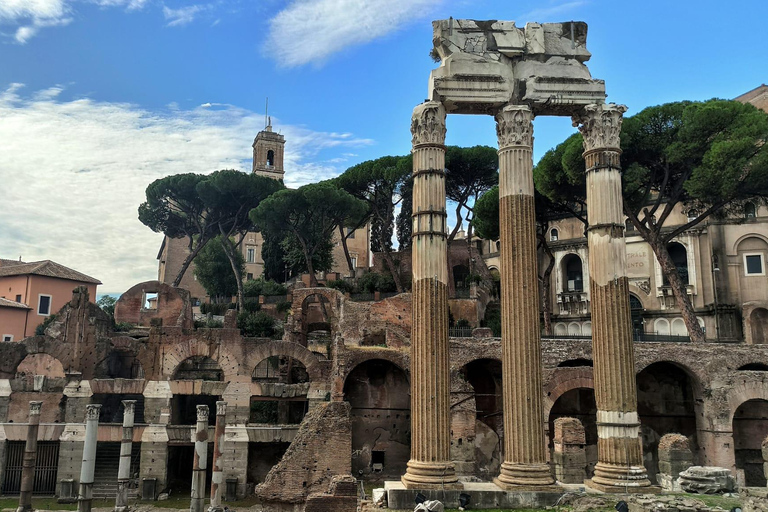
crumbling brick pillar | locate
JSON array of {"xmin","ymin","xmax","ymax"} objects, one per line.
[
  {"xmin": 494, "ymin": 104, "xmax": 554, "ymax": 489},
  {"xmin": 658, "ymin": 433, "xmax": 693, "ymax": 491},
  {"xmin": 762, "ymin": 435, "xmax": 768, "ymax": 484},
  {"xmin": 553, "ymin": 417, "xmax": 587, "ymax": 484},
  {"xmin": 572, "ymin": 103, "xmax": 651, "ymax": 492},
  {"xmin": 401, "ymin": 101, "xmax": 459, "ymax": 490}
]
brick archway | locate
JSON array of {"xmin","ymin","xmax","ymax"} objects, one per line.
[
  {"xmin": 244, "ymin": 340, "xmax": 325, "ymax": 383},
  {"xmin": 543, "ymin": 367, "xmax": 594, "ymax": 419},
  {"xmin": 161, "ymin": 339, "xmax": 239, "ymax": 382}
]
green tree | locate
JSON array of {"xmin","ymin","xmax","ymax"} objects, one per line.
[
  {"xmin": 535, "ymin": 99, "xmax": 768, "ymax": 342},
  {"xmin": 335, "ymin": 155, "xmax": 411, "ymax": 289},
  {"xmin": 138, "ymin": 173, "xmax": 217, "ymax": 286},
  {"xmin": 193, "ymin": 235, "xmax": 244, "ymax": 302},
  {"xmin": 197, "ymin": 169, "xmax": 283, "ymax": 310},
  {"xmin": 251, "ymin": 181, "xmax": 367, "ymax": 287},
  {"xmin": 96, "ymin": 295, "xmax": 117, "ymax": 319}
]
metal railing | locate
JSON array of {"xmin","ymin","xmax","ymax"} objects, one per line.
[
  {"xmin": 541, "ymin": 333, "xmax": 691, "ymax": 343},
  {"xmin": 449, "ymin": 326, "xmax": 474, "ymax": 337}
]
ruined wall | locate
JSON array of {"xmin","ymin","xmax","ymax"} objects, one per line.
[{"xmin": 114, "ymin": 280, "xmax": 192, "ymax": 328}]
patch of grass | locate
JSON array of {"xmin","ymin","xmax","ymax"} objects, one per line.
[
  {"xmin": 686, "ymin": 492, "xmax": 741, "ymax": 509},
  {"xmin": 0, "ymin": 497, "xmax": 77, "ymax": 510}
]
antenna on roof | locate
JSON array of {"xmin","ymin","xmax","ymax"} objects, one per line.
[{"xmin": 265, "ymin": 97, "xmax": 269, "ymax": 129}]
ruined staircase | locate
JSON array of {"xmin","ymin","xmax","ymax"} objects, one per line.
[{"xmin": 92, "ymin": 443, "xmax": 140, "ymax": 500}]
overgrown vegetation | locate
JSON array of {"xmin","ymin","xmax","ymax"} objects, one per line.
[
  {"xmin": 238, "ymin": 311, "xmax": 280, "ymax": 338},
  {"xmin": 35, "ymin": 314, "xmax": 57, "ymax": 336}
]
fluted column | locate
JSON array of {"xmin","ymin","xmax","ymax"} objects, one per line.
[
  {"xmin": 572, "ymin": 103, "xmax": 651, "ymax": 492},
  {"xmin": 493, "ymin": 105, "xmax": 554, "ymax": 488},
  {"xmin": 191, "ymin": 405, "xmax": 209, "ymax": 512},
  {"xmin": 78, "ymin": 404, "xmax": 101, "ymax": 512},
  {"xmin": 208, "ymin": 401, "xmax": 226, "ymax": 512},
  {"xmin": 401, "ymin": 101, "xmax": 459, "ymax": 490},
  {"xmin": 115, "ymin": 400, "xmax": 135, "ymax": 512},
  {"xmin": 17, "ymin": 401, "xmax": 42, "ymax": 512}
]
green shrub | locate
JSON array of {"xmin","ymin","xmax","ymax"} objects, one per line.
[
  {"xmin": 35, "ymin": 314, "xmax": 57, "ymax": 336},
  {"xmin": 243, "ymin": 278, "xmax": 287, "ymax": 297},
  {"xmin": 326, "ymin": 279, "xmax": 354, "ymax": 294},
  {"xmin": 243, "ymin": 298, "xmax": 261, "ymax": 313},
  {"xmin": 200, "ymin": 302, "xmax": 231, "ymax": 315},
  {"xmin": 250, "ymin": 401, "xmax": 278, "ymax": 423},
  {"xmin": 276, "ymin": 301, "xmax": 291, "ymax": 314},
  {"xmin": 357, "ymin": 271, "xmax": 396, "ymax": 293},
  {"xmin": 194, "ymin": 319, "xmax": 224, "ymax": 329},
  {"xmin": 481, "ymin": 307, "xmax": 501, "ymax": 337},
  {"xmin": 114, "ymin": 322, "xmax": 133, "ymax": 332},
  {"xmin": 238, "ymin": 311, "xmax": 276, "ymax": 337},
  {"xmin": 455, "ymin": 318, "xmax": 471, "ymax": 328}
]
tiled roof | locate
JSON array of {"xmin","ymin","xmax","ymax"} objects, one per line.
[
  {"xmin": 0, "ymin": 260, "xmax": 101, "ymax": 284},
  {"xmin": 0, "ymin": 258, "xmax": 25, "ymax": 267},
  {"xmin": 0, "ymin": 297, "xmax": 30, "ymax": 309}
]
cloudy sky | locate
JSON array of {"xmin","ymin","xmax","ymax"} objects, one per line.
[{"xmin": 1, "ymin": 0, "xmax": 766, "ymax": 294}]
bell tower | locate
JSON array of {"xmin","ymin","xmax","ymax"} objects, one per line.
[{"xmin": 252, "ymin": 116, "xmax": 285, "ymax": 180}]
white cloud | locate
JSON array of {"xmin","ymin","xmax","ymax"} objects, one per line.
[
  {"xmin": 163, "ymin": 4, "xmax": 209, "ymax": 27},
  {"xmin": 0, "ymin": 85, "xmax": 373, "ymax": 294},
  {"xmin": 265, "ymin": 0, "xmax": 443, "ymax": 67}
]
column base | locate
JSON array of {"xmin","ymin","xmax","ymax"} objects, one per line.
[
  {"xmin": 494, "ymin": 462, "xmax": 555, "ymax": 489},
  {"xmin": 586, "ymin": 462, "xmax": 654, "ymax": 493},
  {"xmin": 586, "ymin": 478, "xmax": 660, "ymax": 494},
  {"xmin": 401, "ymin": 460, "xmax": 462, "ymax": 490}
]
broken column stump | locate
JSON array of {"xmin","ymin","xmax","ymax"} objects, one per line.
[
  {"xmin": 552, "ymin": 417, "xmax": 587, "ymax": 484},
  {"xmin": 658, "ymin": 433, "xmax": 693, "ymax": 492}
]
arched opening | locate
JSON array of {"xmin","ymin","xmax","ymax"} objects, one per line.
[
  {"xmin": 562, "ymin": 254, "xmax": 584, "ymax": 292},
  {"xmin": 582, "ymin": 321, "xmax": 592, "ymax": 335},
  {"xmin": 171, "ymin": 356, "xmax": 222, "ymax": 426},
  {"xmin": 267, "ymin": 149, "xmax": 275, "ymax": 167},
  {"xmin": 554, "ymin": 323, "xmax": 567, "ymax": 336},
  {"xmin": 557, "ymin": 359, "xmax": 593, "ymax": 368},
  {"xmin": 750, "ymin": 308, "xmax": 768, "ymax": 345},
  {"xmin": 745, "ymin": 201, "xmax": 757, "ymax": 219},
  {"xmin": 15, "ymin": 353, "xmax": 65, "ymax": 379},
  {"xmin": 739, "ymin": 363, "xmax": 768, "ymax": 371},
  {"xmin": 250, "ymin": 356, "xmax": 309, "ymax": 424},
  {"xmin": 548, "ymin": 388, "xmax": 597, "ymax": 477},
  {"xmin": 636, "ymin": 362, "xmax": 698, "ymax": 484},
  {"xmin": 301, "ymin": 294, "xmax": 333, "ymax": 348},
  {"xmin": 567, "ymin": 322, "xmax": 581, "ymax": 336},
  {"xmin": 11, "ymin": 354, "xmax": 67, "ymax": 423},
  {"xmin": 665, "ymin": 242, "xmax": 689, "ymax": 285},
  {"xmin": 95, "ymin": 350, "xmax": 144, "ymax": 379},
  {"xmin": 550, "ymin": 228, "xmax": 559, "ymax": 241},
  {"xmin": 733, "ymin": 399, "xmax": 768, "ymax": 486},
  {"xmin": 460, "ymin": 359, "xmax": 503, "ymax": 479},
  {"xmin": 453, "ymin": 264, "xmax": 470, "ymax": 291},
  {"xmin": 461, "ymin": 359, "xmax": 503, "ymax": 436},
  {"xmin": 654, "ymin": 318, "xmax": 670, "ymax": 336},
  {"xmin": 671, "ymin": 318, "xmax": 687, "ymax": 336},
  {"xmin": 629, "ymin": 293, "xmax": 644, "ymax": 336},
  {"xmin": 343, "ymin": 359, "xmax": 410, "ymax": 479}
]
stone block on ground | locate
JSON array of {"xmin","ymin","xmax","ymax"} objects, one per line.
[{"xmin": 678, "ymin": 466, "xmax": 736, "ymax": 494}]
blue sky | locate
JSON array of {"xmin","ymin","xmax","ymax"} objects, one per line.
[{"xmin": 1, "ymin": 0, "xmax": 766, "ymax": 294}]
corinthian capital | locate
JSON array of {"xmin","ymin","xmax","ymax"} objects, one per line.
[
  {"xmin": 197, "ymin": 404, "xmax": 209, "ymax": 422},
  {"xmin": 216, "ymin": 401, "xmax": 227, "ymax": 416},
  {"xmin": 572, "ymin": 103, "xmax": 627, "ymax": 152},
  {"xmin": 411, "ymin": 101, "xmax": 446, "ymax": 146},
  {"xmin": 85, "ymin": 404, "xmax": 101, "ymax": 421},
  {"xmin": 29, "ymin": 401, "xmax": 43, "ymax": 416},
  {"xmin": 495, "ymin": 105, "xmax": 533, "ymax": 148},
  {"xmin": 122, "ymin": 400, "xmax": 136, "ymax": 415}
]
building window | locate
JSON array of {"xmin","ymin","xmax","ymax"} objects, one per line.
[
  {"xmin": 350, "ymin": 257, "xmax": 358, "ymax": 268},
  {"xmin": 687, "ymin": 209, "xmax": 698, "ymax": 222},
  {"xmin": 247, "ymin": 273, "xmax": 254, "ymax": 281},
  {"xmin": 246, "ymin": 247, "xmax": 256, "ymax": 263},
  {"xmin": 267, "ymin": 150, "xmax": 275, "ymax": 167},
  {"xmin": 625, "ymin": 219, "xmax": 635, "ymax": 232},
  {"xmin": 38, "ymin": 295, "xmax": 52, "ymax": 316},
  {"xmin": 665, "ymin": 242, "xmax": 689, "ymax": 285},
  {"xmin": 744, "ymin": 253, "xmax": 765, "ymax": 276},
  {"xmin": 745, "ymin": 202, "xmax": 757, "ymax": 219},
  {"xmin": 2, "ymin": 335, "xmax": 12, "ymax": 342},
  {"xmin": 550, "ymin": 228, "xmax": 559, "ymax": 241},
  {"xmin": 562, "ymin": 254, "xmax": 584, "ymax": 292},
  {"xmin": 346, "ymin": 227, "xmax": 355, "ymax": 239},
  {"xmin": 15, "ymin": 294, "xmax": 21, "ymax": 303}
]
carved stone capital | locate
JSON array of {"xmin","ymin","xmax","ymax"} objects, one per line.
[
  {"xmin": 411, "ymin": 101, "xmax": 446, "ymax": 147},
  {"xmin": 216, "ymin": 401, "xmax": 227, "ymax": 416},
  {"xmin": 572, "ymin": 103, "xmax": 627, "ymax": 152},
  {"xmin": 495, "ymin": 105, "xmax": 533, "ymax": 148},
  {"xmin": 85, "ymin": 404, "xmax": 101, "ymax": 421},
  {"xmin": 29, "ymin": 401, "xmax": 42, "ymax": 416},
  {"xmin": 122, "ymin": 400, "xmax": 136, "ymax": 415},
  {"xmin": 196, "ymin": 404, "xmax": 209, "ymax": 422}
]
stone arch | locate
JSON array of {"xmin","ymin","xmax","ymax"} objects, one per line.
[
  {"xmin": 561, "ymin": 253, "xmax": 584, "ymax": 292},
  {"xmin": 288, "ymin": 288, "xmax": 342, "ymax": 346},
  {"xmin": 671, "ymin": 318, "xmax": 687, "ymax": 336},
  {"xmin": 543, "ymin": 367, "xmax": 594, "ymax": 419},
  {"xmin": 459, "ymin": 358, "xmax": 503, "ymax": 434},
  {"xmin": 567, "ymin": 322, "xmax": 582, "ymax": 336},
  {"xmin": 554, "ymin": 323, "xmax": 567, "ymax": 336},
  {"xmin": 654, "ymin": 318, "xmax": 670, "ymax": 336},
  {"xmin": 746, "ymin": 306, "xmax": 768, "ymax": 345},
  {"xmin": 733, "ymin": 398, "xmax": 768, "ymax": 486},
  {"xmin": 732, "ymin": 233, "xmax": 768, "ymax": 256},
  {"xmin": 15, "ymin": 353, "xmax": 65, "ymax": 378},
  {"xmin": 728, "ymin": 380, "xmax": 768, "ymax": 419},
  {"xmin": 582, "ymin": 321, "xmax": 592, "ymax": 335},
  {"xmin": 162, "ymin": 340, "xmax": 238, "ymax": 382},
  {"xmin": 243, "ymin": 341, "xmax": 325, "ymax": 384}
]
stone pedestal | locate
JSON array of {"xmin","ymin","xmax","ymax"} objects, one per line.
[
  {"xmin": 191, "ymin": 405, "xmax": 209, "ymax": 512},
  {"xmin": 658, "ymin": 433, "xmax": 693, "ymax": 492},
  {"xmin": 401, "ymin": 101, "xmax": 459, "ymax": 490},
  {"xmin": 573, "ymin": 104, "xmax": 651, "ymax": 492},
  {"xmin": 553, "ymin": 417, "xmax": 587, "ymax": 484},
  {"xmin": 17, "ymin": 401, "xmax": 42, "ymax": 512},
  {"xmin": 115, "ymin": 400, "xmax": 136, "ymax": 512},
  {"xmin": 493, "ymin": 104, "xmax": 554, "ymax": 489},
  {"xmin": 78, "ymin": 404, "xmax": 101, "ymax": 512}
]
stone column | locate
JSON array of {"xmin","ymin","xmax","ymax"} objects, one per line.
[
  {"xmin": 190, "ymin": 405, "xmax": 209, "ymax": 512},
  {"xmin": 78, "ymin": 404, "xmax": 101, "ymax": 512},
  {"xmin": 115, "ymin": 400, "xmax": 136, "ymax": 512},
  {"xmin": 572, "ymin": 103, "xmax": 651, "ymax": 492},
  {"xmin": 493, "ymin": 105, "xmax": 554, "ymax": 489},
  {"xmin": 17, "ymin": 401, "xmax": 42, "ymax": 512},
  {"xmin": 401, "ymin": 101, "xmax": 459, "ymax": 490},
  {"xmin": 208, "ymin": 402, "xmax": 226, "ymax": 512}
]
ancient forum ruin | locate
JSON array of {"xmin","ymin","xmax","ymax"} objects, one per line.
[{"xmin": 0, "ymin": 18, "xmax": 767, "ymax": 512}]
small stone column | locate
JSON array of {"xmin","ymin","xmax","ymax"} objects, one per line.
[
  {"xmin": 115, "ymin": 400, "xmax": 136, "ymax": 512},
  {"xmin": 553, "ymin": 417, "xmax": 587, "ymax": 484},
  {"xmin": 401, "ymin": 101, "xmax": 459, "ymax": 490},
  {"xmin": 572, "ymin": 103, "xmax": 651, "ymax": 492},
  {"xmin": 493, "ymin": 104, "xmax": 554, "ymax": 489},
  {"xmin": 208, "ymin": 402, "xmax": 226, "ymax": 512},
  {"xmin": 658, "ymin": 434, "xmax": 693, "ymax": 491},
  {"xmin": 78, "ymin": 404, "xmax": 101, "ymax": 512},
  {"xmin": 17, "ymin": 401, "xmax": 42, "ymax": 512},
  {"xmin": 190, "ymin": 405, "xmax": 209, "ymax": 512}
]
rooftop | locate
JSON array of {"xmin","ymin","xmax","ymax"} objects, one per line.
[
  {"xmin": 0, "ymin": 297, "xmax": 30, "ymax": 310},
  {"xmin": 0, "ymin": 260, "xmax": 101, "ymax": 285}
]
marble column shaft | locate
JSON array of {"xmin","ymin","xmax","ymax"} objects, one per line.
[
  {"xmin": 17, "ymin": 401, "xmax": 42, "ymax": 512},
  {"xmin": 494, "ymin": 105, "xmax": 554, "ymax": 488},
  {"xmin": 115, "ymin": 400, "xmax": 136, "ymax": 512},
  {"xmin": 401, "ymin": 101, "xmax": 459, "ymax": 489},
  {"xmin": 78, "ymin": 404, "xmax": 101, "ymax": 512},
  {"xmin": 573, "ymin": 103, "xmax": 651, "ymax": 491},
  {"xmin": 190, "ymin": 405, "xmax": 209, "ymax": 512},
  {"xmin": 208, "ymin": 402, "xmax": 226, "ymax": 512}
]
